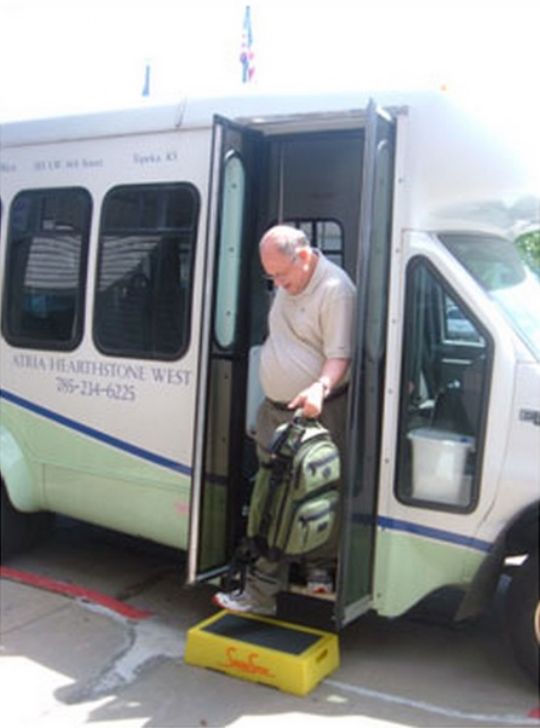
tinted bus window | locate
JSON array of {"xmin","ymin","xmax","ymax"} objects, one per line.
[
  {"xmin": 2, "ymin": 188, "xmax": 91, "ymax": 350},
  {"xmin": 94, "ymin": 184, "xmax": 199, "ymax": 360}
]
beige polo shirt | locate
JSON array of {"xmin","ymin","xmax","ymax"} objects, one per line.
[{"xmin": 260, "ymin": 252, "xmax": 356, "ymax": 402}]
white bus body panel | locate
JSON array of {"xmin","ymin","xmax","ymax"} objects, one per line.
[
  {"xmin": 2, "ymin": 91, "xmax": 538, "ymax": 237},
  {"xmin": 373, "ymin": 229, "xmax": 539, "ymax": 616},
  {"xmin": 1, "ymin": 128, "xmax": 211, "ymax": 471}
]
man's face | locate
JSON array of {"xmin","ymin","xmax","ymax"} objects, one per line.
[{"xmin": 260, "ymin": 246, "xmax": 308, "ymax": 296}]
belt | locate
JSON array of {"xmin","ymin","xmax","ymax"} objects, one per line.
[{"xmin": 267, "ymin": 384, "xmax": 348, "ymax": 411}]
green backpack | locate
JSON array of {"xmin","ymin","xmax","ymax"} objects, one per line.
[{"xmin": 247, "ymin": 414, "xmax": 340, "ymax": 561}]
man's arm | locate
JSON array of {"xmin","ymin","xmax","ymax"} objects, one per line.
[{"xmin": 288, "ymin": 357, "xmax": 351, "ymax": 418}]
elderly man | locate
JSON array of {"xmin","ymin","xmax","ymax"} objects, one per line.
[{"xmin": 213, "ymin": 224, "xmax": 356, "ymax": 614}]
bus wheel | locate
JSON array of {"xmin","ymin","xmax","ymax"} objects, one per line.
[
  {"xmin": 506, "ymin": 554, "xmax": 540, "ymax": 684},
  {"xmin": 0, "ymin": 484, "xmax": 54, "ymax": 561}
]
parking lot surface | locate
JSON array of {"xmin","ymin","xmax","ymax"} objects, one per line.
[{"xmin": 1, "ymin": 519, "xmax": 538, "ymax": 727}]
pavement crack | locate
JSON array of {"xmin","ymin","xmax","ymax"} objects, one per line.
[
  {"xmin": 1, "ymin": 603, "xmax": 71, "ymax": 637},
  {"xmin": 57, "ymin": 617, "xmax": 185, "ymax": 704}
]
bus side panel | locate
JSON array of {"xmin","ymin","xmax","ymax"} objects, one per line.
[
  {"xmin": 0, "ymin": 127, "xmax": 211, "ymax": 549},
  {"xmin": 372, "ymin": 230, "xmax": 518, "ymax": 616},
  {"xmin": 0, "ymin": 409, "xmax": 42, "ymax": 511},
  {"xmin": 1, "ymin": 397, "xmax": 190, "ymax": 548},
  {"xmin": 373, "ymin": 527, "xmax": 486, "ymax": 617}
]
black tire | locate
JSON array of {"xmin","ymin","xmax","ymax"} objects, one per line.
[
  {"xmin": 506, "ymin": 554, "xmax": 540, "ymax": 684},
  {"xmin": 1, "ymin": 484, "xmax": 54, "ymax": 561}
]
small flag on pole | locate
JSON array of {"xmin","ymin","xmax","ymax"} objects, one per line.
[
  {"xmin": 240, "ymin": 5, "xmax": 255, "ymax": 83},
  {"xmin": 142, "ymin": 63, "xmax": 151, "ymax": 97}
]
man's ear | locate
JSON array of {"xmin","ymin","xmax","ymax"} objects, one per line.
[{"xmin": 297, "ymin": 247, "xmax": 310, "ymax": 263}]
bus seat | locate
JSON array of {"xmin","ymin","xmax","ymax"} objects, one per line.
[
  {"xmin": 431, "ymin": 355, "xmax": 486, "ymax": 436},
  {"xmin": 460, "ymin": 355, "xmax": 486, "ymax": 434},
  {"xmin": 153, "ymin": 241, "xmax": 183, "ymax": 355}
]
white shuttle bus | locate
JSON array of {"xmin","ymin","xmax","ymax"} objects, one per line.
[{"xmin": 0, "ymin": 91, "xmax": 538, "ymax": 681}]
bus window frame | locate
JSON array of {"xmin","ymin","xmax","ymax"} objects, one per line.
[
  {"xmin": 394, "ymin": 255, "xmax": 494, "ymax": 514},
  {"xmin": 93, "ymin": 181, "xmax": 200, "ymax": 362},
  {"xmin": 1, "ymin": 186, "xmax": 92, "ymax": 352}
]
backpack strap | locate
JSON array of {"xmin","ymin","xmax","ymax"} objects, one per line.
[
  {"xmin": 258, "ymin": 453, "xmax": 289, "ymax": 546},
  {"xmin": 258, "ymin": 416, "xmax": 314, "ymax": 561},
  {"xmin": 224, "ymin": 537, "xmax": 260, "ymax": 593},
  {"xmin": 272, "ymin": 410, "xmax": 310, "ymax": 459}
]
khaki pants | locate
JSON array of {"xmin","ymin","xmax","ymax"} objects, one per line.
[{"xmin": 244, "ymin": 391, "xmax": 347, "ymax": 606}]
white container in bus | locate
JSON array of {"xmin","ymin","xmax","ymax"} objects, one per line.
[{"xmin": 408, "ymin": 428, "xmax": 474, "ymax": 505}]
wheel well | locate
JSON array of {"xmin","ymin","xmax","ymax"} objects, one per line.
[
  {"xmin": 505, "ymin": 502, "xmax": 539, "ymax": 557},
  {"xmin": 1, "ymin": 474, "xmax": 13, "ymax": 505},
  {"xmin": 455, "ymin": 501, "xmax": 539, "ymax": 621},
  {"xmin": 1, "ymin": 470, "xmax": 29, "ymax": 513}
]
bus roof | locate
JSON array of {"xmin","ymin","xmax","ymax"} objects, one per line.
[
  {"xmin": 0, "ymin": 89, "xmax": 479, "ymax": 145},
  {"xmin": 1, "ymin": 90, "xmax": 538, "ymax": 236}
]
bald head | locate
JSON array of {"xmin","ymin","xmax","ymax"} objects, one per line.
[
  {"xmin": 259, "ymin": 225, "xmax": 317, "ymax": 295},
  {"xmin": 259, "ymin": 225, "xmax": 310, "ymax": 260}
]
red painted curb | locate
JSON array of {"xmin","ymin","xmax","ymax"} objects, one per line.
[{"xmin": 0, "ymin": 566, "xmax": 153, "ymax": 620}]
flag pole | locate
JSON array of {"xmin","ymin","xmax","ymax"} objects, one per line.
[{"xmin": 142, "ymin": 63, "xmax": 151, "ymax": 97}]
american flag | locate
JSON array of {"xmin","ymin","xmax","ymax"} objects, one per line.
[{"xmin": 240, "ymin": 5, "xmax": 255, "ymax": 83}]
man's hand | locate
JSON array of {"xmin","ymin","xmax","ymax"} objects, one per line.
[{"xmin": 288, "ymin": 381, "xmax": 325, "ymax": 419}]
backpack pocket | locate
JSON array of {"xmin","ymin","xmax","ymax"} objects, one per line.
[
  {"xmin": 283, "ymin": 490, "xmax": 338, "ymax": 556},
  {"xmin": 295, "ymin": 441, "xmax": 340, "ymax": 491}
]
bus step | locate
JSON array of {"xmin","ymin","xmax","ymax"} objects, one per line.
[{"xmin": 185, "ymin": 609, "xmax": 339, "ymax": 696}]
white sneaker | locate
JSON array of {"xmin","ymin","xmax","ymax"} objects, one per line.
[{"xmin": 212, "ymin": 590, "xmax": 276, "ymax": 616}]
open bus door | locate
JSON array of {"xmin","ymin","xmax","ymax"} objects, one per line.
[
  {"xmin": 187, "ymin": 115, "xmax": 262, "ymax": 584},
  {"xmin": 335, "ymin": 102, "xmax": 396, "ymax": 628},
  {"xmin": 188, "ymin": 103, "xmax": 397, "ymax": 632}
]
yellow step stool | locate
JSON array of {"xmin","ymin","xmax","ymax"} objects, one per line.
[{"xmin": 185, "ymin": 610, "xmax": 339, "ymax": 696}]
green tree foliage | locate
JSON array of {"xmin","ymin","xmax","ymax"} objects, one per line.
[{"xmin": 516, "ymin": 229, "xmax": 540, "ymax": 275}]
